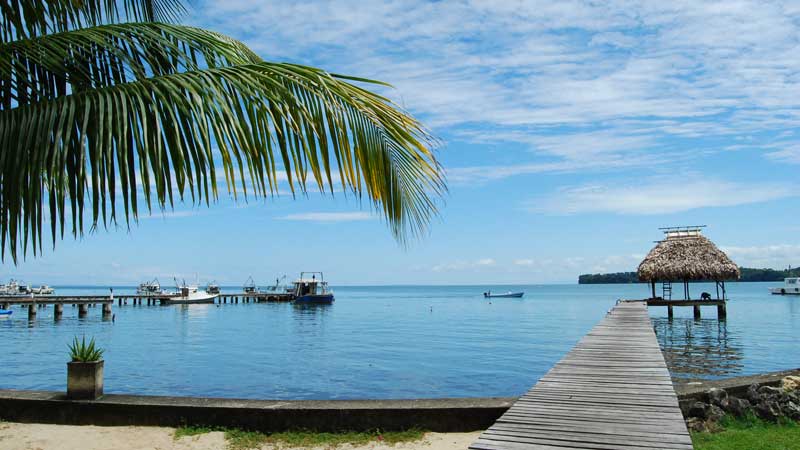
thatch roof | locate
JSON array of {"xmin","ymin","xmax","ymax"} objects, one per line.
[{"xmin": 638, "ymin": 233, "xmax": 740, "ymax": 282}]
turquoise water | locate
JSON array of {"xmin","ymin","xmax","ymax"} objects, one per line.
[{"xmin": 1, "ymin": 283, "xmax": 797, "ymax": 399}]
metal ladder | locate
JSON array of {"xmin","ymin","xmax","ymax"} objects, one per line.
[{"xmin": 662, "ymin": 281, "xmax": 672, "ymax": 300}]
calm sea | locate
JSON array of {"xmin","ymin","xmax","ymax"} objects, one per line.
[{"xmin": 1, "ymin": 282, "xmax": 797, "ymax": 399}]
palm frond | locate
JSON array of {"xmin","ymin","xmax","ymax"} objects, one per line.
[
  {"xmin": 0, "ymin": 62, "xmax": 444, "ymax": 261},
  {"xmin": 1, "ymin": 23, "xmax": 262, "ymax": 107},
  {"xmin": 0, "ymin": 0, "xmax": 185, "ymax": 43}
]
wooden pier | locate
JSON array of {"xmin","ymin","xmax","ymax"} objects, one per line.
[
  {"xmin": 645, "ymin": 298, "xmax": 726, "ymax": 319},
  {"xmin": 470, "ymin": 301, "xmax": 692, "ymax": 450},
  {"xmin": 0, "ymin": 291, "xmax": 295, "ymax": 320}
]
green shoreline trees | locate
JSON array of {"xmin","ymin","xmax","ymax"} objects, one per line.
[
  {"xmin": 579, "ymin": 267, "xmax": 800, "ymax": 284},
  {"xmin": 0, "ymin": 0, "xmax": 445, "ymax": 262}
]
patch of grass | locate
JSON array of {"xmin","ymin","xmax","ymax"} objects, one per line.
[
  {"xmin": 692, "ymin": 415, "xmax": 800, "ymax": 450},
  {"xmin": 174, "ymin": 425, "xmax": 221, "ymax": 439},
  {"xmin": 224, "ymin": 429, "xmax": 427, "ymax": 450}
]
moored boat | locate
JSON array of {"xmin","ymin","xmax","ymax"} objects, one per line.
[
  {"xmin": 0, "ymin": 309, "xmax": 12, "ymax": 316},
  {"xmin": 0, "ymin": 279, "xmax": 30, "ymax": 296},
  {"xmin": 206, "ymin": 281, "xmax": 221, "ymax": 294},
  {"xmin": 243, "ymin": 276, "xmax": 259, "ymax": 294},
  {"xmin": 292, "ymin": 272, "xmax": 334, "ymax": 304},
  {"xmin": 483, "ymin": 291, "xmax": 524, "ymax": 298},
  {"xmin": 30, "ymin": 285, "xmax": 54, "ymax": 295},
  {"xmin": 137, "ymin": 278, "xmax": 163, "ymax": 295},
  {"xmin": 158, "ymin": 280, "xmax": 218, "ymax": 305},
  {"xmin": 770, "ymin": 278, "xmax": 800, "ymax": 295}
]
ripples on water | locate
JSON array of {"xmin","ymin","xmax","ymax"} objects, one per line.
[{"xmin": 1, "ymin": 283, "xmax": 797, "ymax": 399}]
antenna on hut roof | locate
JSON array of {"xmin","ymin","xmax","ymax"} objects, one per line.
[{"xmin": 658, "ymin": 225, "xmax": 706, "ymax": 239}]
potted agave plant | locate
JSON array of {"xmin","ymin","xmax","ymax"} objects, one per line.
[{"xmin": 67, "ymin": 336, "xmax": 105, "ymax": 400}]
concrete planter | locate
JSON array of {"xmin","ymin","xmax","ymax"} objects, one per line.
[{"xmin": 67, "ymin": 360, "xmax": 104, "ymax": 400}]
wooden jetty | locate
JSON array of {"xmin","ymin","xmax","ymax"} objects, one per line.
[
  {"xmin": 645, "ymin": 298, "xmax": 725, "ymax": 320},
  {"xmin": 470, "ymin": 301, "xmax": 692, "ymax": 450},
  {"xmin": 0, "ymin": 296, "xmax": 114, "ymax": 320},
  {"xmin": 0, "ymin": 291, "xmax": 295, "ymax": 320}
]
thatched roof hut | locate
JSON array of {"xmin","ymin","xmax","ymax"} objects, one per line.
[{"xmin": 638, "ymin": 228, "xmax": 740, "ymax": 282}]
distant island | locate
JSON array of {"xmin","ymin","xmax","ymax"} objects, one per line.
[{"xmin": 578, "ymin": 267, "xmax": 800, "ymax": 284}]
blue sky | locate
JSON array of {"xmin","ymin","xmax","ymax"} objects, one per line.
[{"xmin": 7, "ymin": 1, "xmax": 800, "ymax": 285}]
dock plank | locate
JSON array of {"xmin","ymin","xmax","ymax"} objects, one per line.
[{"xmin": 470, "ymin": 302, "xmax": 691, "ymax": 450}]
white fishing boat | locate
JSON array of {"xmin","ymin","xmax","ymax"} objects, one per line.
[
  {"xmin": 30, "ymin": 285, "xmax": 55, "ymax": 295},
  {"xmin": 158, "ymin": 279, "xmax": 218, "ymax": 305},
  {"xmin": 137, "ymin": 278, "xmax": 163, "ymax": 295},
  {"xmin": 0, "ymin": 279, "xmax": 31, "ymax": 296},
  {"xmin": 770, "ymin": 278, "xmax": 800, "ymax": 295},
  {"xmin": 243, "ymin": 276, "xmax": 259, "ymax": 294},
  {"xmin": 206, "ymin": 281, "xmax": 221, "ymax": 294}
]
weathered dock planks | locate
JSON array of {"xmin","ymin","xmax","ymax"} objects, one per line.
[{"xmin": 470, "ymin": 301, "xmax": 692, "ymax": 450}]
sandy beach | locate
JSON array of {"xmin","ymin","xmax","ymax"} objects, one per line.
[{"xmin": 0, "ymin": 422, "xmax": 479, "ymax": 450}]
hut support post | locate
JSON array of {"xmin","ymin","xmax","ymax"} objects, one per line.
[
  {"xmin": 684, "ymin": 281, "xmax": 689, "ymax": 300},
  {"xmin": 651, "ymin": 281, "xmax": 656, "ymax": 300},
  {"xmin": 667, "ymin": 305, "xmax": 673, "ymax": 319},
  {"xmin": 717, "ymin": 302, "xmax": 726, "ymax": 319},
  {"xmin": 693, "ymin": 305, "xmax": 701, "ymax": 320}
]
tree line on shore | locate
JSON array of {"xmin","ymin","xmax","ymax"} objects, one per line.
[{"xmin": 578, "ymin": 267, "xmax": 800, "ymax": 284}]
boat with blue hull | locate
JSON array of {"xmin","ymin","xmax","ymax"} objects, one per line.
[
  {"xmin": 0, "ymin": 309, "xmax": 12, "ymax": 316},
  {"xmin": 292, "ymin": 272, "xmax": 334, "ymax": 304},
  {"xmin": 483, "ymin": 291, "xmax": 524, "ymax": 298}
]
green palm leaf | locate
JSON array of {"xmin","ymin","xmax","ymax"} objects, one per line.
[
  {"xmin": 0, "ymin": 0, "xmax": 445, "ymax": 263},
  {"xmin": 1, "ymin": 23, "xmax": 262, "ymax": 105},
  {"xmin": 1, "ymin": 0, "xmax": 185, "ymax": 42},
  {"xmin": 1, "ymin": 62, "xmax": 444, "ymax": 260}
]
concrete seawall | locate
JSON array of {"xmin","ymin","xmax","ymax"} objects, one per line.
[{"xmin": 0, "ymin": 390, "xmax": 514, "ymax": 433}]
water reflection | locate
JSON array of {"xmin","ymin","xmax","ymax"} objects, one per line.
[{"xmin": 653, "ymin": 317, "xmax": 744, "ymax": 381}]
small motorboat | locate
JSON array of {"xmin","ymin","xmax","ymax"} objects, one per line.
[
  {"xmin": 0, "ymin": 309, "xmax": 12, "ymax": 316},
  {"xmin": 157, "ymin": 278, "xmax": 218, "ymax": 305},
  {"xmin": 292, "ymin": 272, "xmax": 334, "ymax": 304},
  {"xmin": 770, "ymin": 278, "xmax": 800, "ymax": 295},
  {"xmin": 30, "ymin": 285, "xmax": 55, "ymax": 295},
  {"xmin": 484, "ymin": 291, "xmax": 524, "ymax": 298}
]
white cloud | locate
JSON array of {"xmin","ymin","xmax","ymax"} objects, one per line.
[
  {"xmin": 279, "ymin": 212, "xmax": 374, "ymax": 222},
  {"xmin": 721, "ymin": 244, "xmax": 800, "ymax": 269},
  {"xmin": 190, "ymin": 0, "xmax": 800, "ymax": 184},
  {"xmin": 532, "ymin": 178, "xmax": 796, "ymax": 215},
  {"xmin": 431, "ymin": 258, "xmax": 496, "ymax": 272}
]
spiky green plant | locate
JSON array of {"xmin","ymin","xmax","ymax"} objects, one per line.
[
  {"xmin": 68, "ymin": 335, "xmax": 104, "ymax": 362},
  {"xmin": 0, "ymin": 0, "xmax": 445, "ymax": 262}
]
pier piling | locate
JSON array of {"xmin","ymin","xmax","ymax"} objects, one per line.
[
  {"xmin": 54, "ymin": 304, "xmax": 63, "ymax": 320},
  {"xmin": 667, "ymin": 305, "xmax": 673, "ymax": 319},
  {"xmin": 717, "ymin": 303, "xmax": 726, "ymax": 319},
  {"xmin": 78, "ymin": 304, "xmax": 88, "ymax": 318},
  {"xmin": 693, "ymin": 305, "xmax": 701, "ymax": 319},
  {"xmin": 102, "ymin": 304, "xmax": 112, "ymax": 317},
  {"xmin": 27, "ymin": 304, "xmax": 36, "ymax": 319}
]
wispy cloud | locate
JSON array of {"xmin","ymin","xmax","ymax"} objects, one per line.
[
  {"xmin": 279, "ymin": 212, "xmax": 374, "ymax": 222},
  {"xmin": 531, "ymin": 178, "xmax": 797, "ymax": 215},
  {"xmin": 721, "ymin": 244, "xmax": 800, "ymax": 269},
  {"xmin": 430, "ymin": 258, "xmax": 496, "ymax": 272},
  {"xmin": 194, "ymin": 0, "xmax": 800, "ymax": 180}
]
